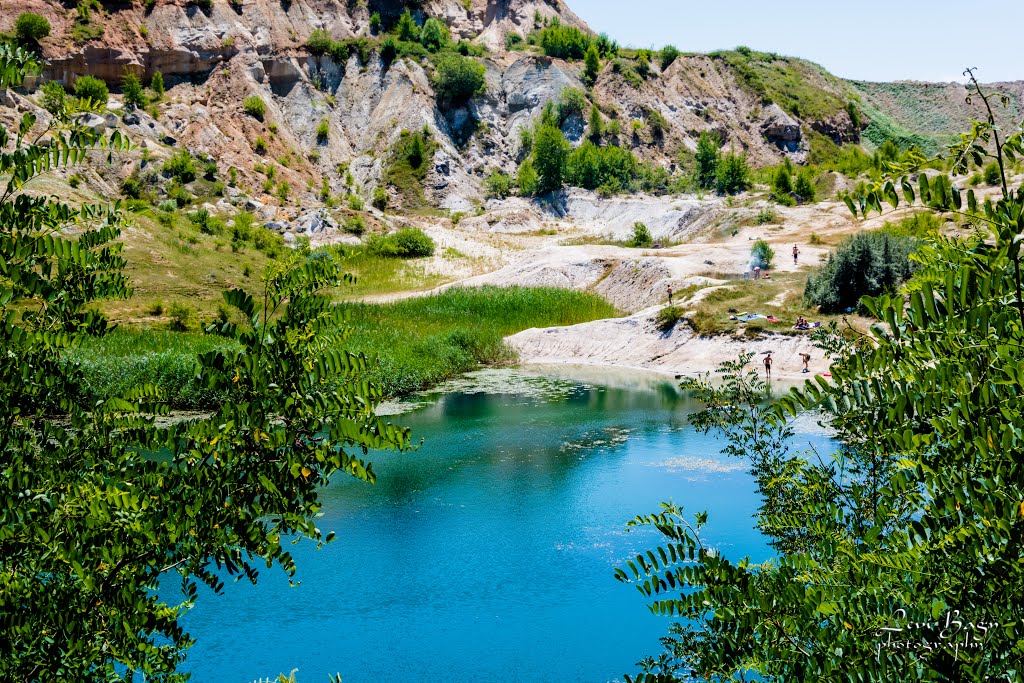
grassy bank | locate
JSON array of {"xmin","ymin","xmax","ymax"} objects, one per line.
[{"xmin": 67, "ymin": 286, "xmax": 618, "ymax": 408}]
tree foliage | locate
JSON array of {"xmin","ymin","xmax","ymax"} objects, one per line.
[
  {"xmin": 536, "ymin": 18, "xmax": 591, "ymax": 60},
  {"xmin": 694, "ymin": 131, "xmax": 720, "ymax": 190},
  {"xmin": 714, "ymin": 151, "xmax": 750, "ymax": 195},
  {"xmin": 804, "ymin": 229, "xmax": 917, "ymax": 312},
  {"xmin": 14, "ymin": 12, "xmax": 50, "ymax": 45},
  {"xmin": 619, "ymin": 70, "xmax": 1024, "ymax": 683},
  {"xmin": 0, "ymin": 46, "xmax": 410, "ymax": 681},
  {"xmin": 431, "ymin": 53, "xmax": 486, "ymax": 106},
  {"xmin": 531, "ymin": 123, "xmax": 571, "ymax": 194}
]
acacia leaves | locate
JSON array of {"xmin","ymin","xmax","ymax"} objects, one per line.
[{"xmin": 0, "ymin": 51, "xmax": 410, "ymax": 681}]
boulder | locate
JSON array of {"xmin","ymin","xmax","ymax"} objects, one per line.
[
  {"xmin": 75, "ymin": 113, "xmax": 107, "ymax": 134},
  {"xmin": 264, "ymin": 221, "xmax": 287, "ymax": 232},
  {"xmin": 760, "ymin": 103, "xmax": 801, "ymax": 144}
]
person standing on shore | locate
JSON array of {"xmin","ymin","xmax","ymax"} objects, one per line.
[
  {"xmin": 793, "ymin": 245, "xmax": 800, "ymax": 265},
  {"xmin": 763, "ymin": 352, "xmax": 773, "ymax": 379}
]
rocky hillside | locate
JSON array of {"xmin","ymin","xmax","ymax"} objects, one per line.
[{"xmin": 0, "ymin": 0, "xmax": 1020, "ymax": 215}]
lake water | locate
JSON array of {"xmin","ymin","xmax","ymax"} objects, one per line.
[{"xmin": 179, "ymin": 368, "xmax": 831, "ymax": 683}]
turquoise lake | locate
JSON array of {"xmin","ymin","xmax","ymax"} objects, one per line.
[{"xmin": 179, "ymin": 368, "xmax": 831, "ymax": 682}]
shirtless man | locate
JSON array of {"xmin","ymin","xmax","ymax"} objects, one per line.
[
  {"xmin": 799, "ymin": 352, "xmax": 811, "ymax": 373},
  {"xmin": 793, "ymin": 245, "xmax": 800, "ymax": 265},
  {"xmin": 763, "ymin": 353, "xmax": 773, "ymax": 379}
]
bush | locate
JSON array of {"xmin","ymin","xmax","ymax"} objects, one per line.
[
  {"xmin": 306, "ymin": 28, "xmax": 333, "ymax": 55},
  {"xmin": 347, "ymin": 194, "xmax": 364, "ymax": 211},
  {"xmin": 751, "ymin": 239, "xmax": 775, "ymax": 270},
  {"xmin": 372, "ymin": 186, "xmax": 388, "ymax": 210},
  {"xmin": 647, "ymin": 109, "xmax": 668, "ymax": 138},
  {"xmin": 120, "ymin": 176, "xmax": 142, "ymax": 199},
  {"xmin": 343, "ymin": 216, "xmax": 366, "ymax": 235},
  {"xmin": 369, "ymin": 12, "xmax": 382, "ymax": 33},
  {"xmin": 755, "ymin": 207, "xmax": 778, "ymax": 225},
  {"xmin": 485, "ymin": 171, "xmax": 512, "ymax": 199},
  {"xmin": 254, "ymin": 137, "xmax": 267, "ymax": 154},
  {"xmin": 150, "ymin": 71, "xmax": 165, "ymax": 98},
  {"xmin": 656, "ymin": 305, "xmax": 684, "ymax": 332},
  {"xmin": 517, "ymin": 159, "xmax": 540, "ymax": 196},
  {"xmin": 532, "ymin": 124, "xmax": 570, "ymax": 194},
  {"xmin": 715, "ymin": 152, "xmax": 750, "ymax": 195},
  {"xmin": 243, "ymin": 96, "xmax": 266, "ymax": 120},
  {"xmin": 40, "ymin": 81, "xmax": 66, "ymax": 116},
  {"xmin": 122, "ymin": 71, "xmax": 145, "ymax": 110},
  {"xmin": 167, "ymin": 302, "xmax": 195, "ymax": 332},
  {"xmin": 772, "ymin": 166, "xmax": 793, "ymax": 199},
  {"xmin": 316, "ymin": 118, "xmax": 329, "ymax": 143},
  {"xmin": 15, "ymin": 13, "xmax": 51, "ymax": 44},
  {"xmin": 432, "ymin": 54, "xmax": 486, "ymax": 106},
  {"xmin": 794, "ymin": 171, "xmax": 816, "ymax": 202},
  {"xmin": 252, "ymin": 227, "xmax": 284, "ymax": 258},
  {"xmin": 396, "ymin": 9, "xmax": 419, "ymax": 42},
  {"xmin": 564, "ymin": 141, "xmax": 637, "ymax": 191},
  {"xmin": 803, "ymin": 230, "xmax": 918, "ymax": 313},
  {"xmin": 584, "ymin": 44, "xmax": 601, "ymax": 84},
  {"xmin": 536, "ymin": 20, "xmax": 591, "ymax": 60},
  {"xmin": 983, "ymin": 161, "xmax": 1001, "ymax": 186},
  {"xmin": 694, "ymin": 131, "xmax": 720, "ymax": 190},
  {"xmin": 659, "ymin": 45, "xmax": 680, "ymax": 70},
  {"xmin": 630, "ymin": 222, "xmax": 652, "ymax": 248},
  {"xmin": 558, "ymin": 87, "xmax": 587, "ymax": 122},
  {"xmin": 420, "ymin": 18, "xmax": 449, "ymax": 52},
  {"xmin": 73, "ymin": 75, "xmax": 109, "ymax": 105},
  {"xmin": 365, "ymin": 228, "xmax": 435, "ymax": 258},
  {"xmin": 162, "ymin": 149, "xmax": 197, "ymax": 183}
]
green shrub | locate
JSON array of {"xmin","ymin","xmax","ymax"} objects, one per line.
[
  {"xmin": 517, "ymin": 159, "xmax": 540, "ymax": 196},
  {"xmin": 243, "ymin": 95, "xmax": 266, "ymax": 120},
  {"xmin": 150, "ymin": 71, "xmax": 165, "ymax": 98},
  {"xmin": 167, "ymin": 302, "xmax": 195, "ymax": 331},
  {"xmin": 630, "ymin": 222, "xmax": 653, "ymax": 248},
  {"xmin": 558, "ymin": 87, "xmax": 587, "ymax": 122},
  {"xmin": 365, "ymin": 228, "xmax": 435, "ymax": 258},
  {"xmin": 73, "ymin": 75, "xmax": 108, "ymax": 105},
  {"xmin": 983, "ymin": 161, "xmax": 1001, "ymax": 186},
  {"xmin": 347, "ymin": 194, "xmax": 364, "ymax": 211},
  {"xmin": 232, "ymin": 212, "xmax": 255, "ymax": 242},
  {"xmin": 583, "ymin": 44, "xmax": 601, "ymax": 84},
  {"xmin": 372, "ymin": 186, "xmax": 388, "ymax": 210},
  {"xmin": 254, "ymin": 137, "xmax": 268, "ymax": 154},
  {"xmin": 694, "ymin": 131, "xmax": 720, "ymax": 190},
  {"xmin": 316, "ymin": 118, "xmax": 330, "ymax": 143},
  {"xmin": 656, "ymin": 305, "xmax": 684, "ymax": 332},
  {"xmin": 771, "ymin": 166, "xmax": 793, "ymax": 199},
  {"xmin": 659, "ymin": 45, "xmax": 680, "ymax": 70},
  {"xmin": 252, "ymin": 227, "xmax": 284, "ymax": 258},
  {"xmin": 396, "ymin": 9, "xmax": 419, "ymax": 42},
  {"xmin": 343, "ymin": 216, "xmax": 366, "ymax": 235},
  {"xmin": 122, "ymin": 71, "xmax": 146, "ymax": 109},
  {"xmin": 485, "ymin": 170, "xmax": 512, "ymax": 199},
  {"xmin": 306, "ymin": 28, "xmax": 333, "ymax": 55},
  {"xmin": 15, "ymin": 13, "xmax": 51, "ymax": 44},
  {"xmin": 755, "ymin": 207, "xmax": 778, "ymax": 225},
  {"xmin": 369, "ymin": 12, "xmax": 382, "ymax": 33},
  {"xmin": 120, "ymin": 176, "xmax": 142, "ymax": 199},
  {"xmin": 40, "ymin": 81, "xmax": 66, "ymax": 116},
  {"xmin": 751, "ymin": 239, "xmax": 775, "ymax": 270},
  {"xmin": 647, "ymin": 109, "xmax": 668, "ymax": 138},
  {"xmin": 564, "ymin": 141, "xmax": 638, "ymax": 191},
  {"xmin": 715, "ymin": 152, "xmax": 750, "ymax": 195},
  {"xmin": 166, "ymin": 181, "xmax": 192, "ymax": 208},
  {"xmin": 532, "ymin": 123, "xmax": 570, "ymax": 194},
  {"xmin": 804, "ymin": 230, "xmax": 918, "ymax": 313},
  {"xmin": 536, "ymin": 19, "xmax": 591, "ymax": 59},
  {"xmin": 432, "ymin": 54, "xmax": 486, "ymax": 106},
  {"xmin": 794, "ymin": 171, "xmax": 816, "ymax": 202},
  {"xmin": 420, "ymin": 18, "xmax": 449, "ymax": 52},
  {"xmin": 162, "ymin": 149, "xmax": 196, "ymax": 183}
]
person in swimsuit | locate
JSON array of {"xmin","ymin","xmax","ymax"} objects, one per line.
[
  {"xmin": 793, "ymin": 245, "xmax": 800, "ymax": 265},
  {"xmin": 763, "ymin": 353, "xmax": 773, "ymax": 379},
  {"xmin": 667, "ymin": 285, "xmax": 673, "ymax": 305},
  {"xmin": 799, "ymin": 352, "xmax": 811, "ymax": 373}
]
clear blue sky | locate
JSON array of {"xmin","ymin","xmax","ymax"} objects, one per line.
[{"xmin": 569, "ymin": 0, "xmax": 1023, "ymax": 83}]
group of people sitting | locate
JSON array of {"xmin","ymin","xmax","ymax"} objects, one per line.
[{"xmin": 793, "ymin": 316, "xmax": 819, "ymax": 331}]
